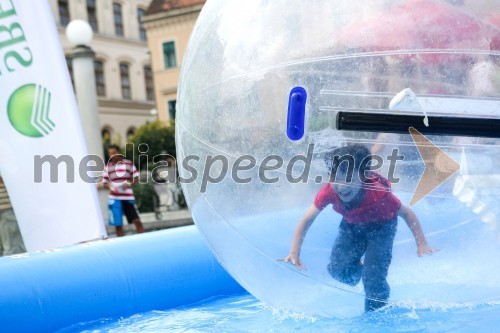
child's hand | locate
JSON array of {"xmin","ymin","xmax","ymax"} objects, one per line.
[
  {"xmin": 417, "ymin": 243, "xmax": 436, "ymax": 257},
  {"xmin": 98, "ymin": 182, "xmax": 111, "ymax": 190},
  {"xmin": 278, "ymin": 253, "xmax": 305, "ymax": 270}
]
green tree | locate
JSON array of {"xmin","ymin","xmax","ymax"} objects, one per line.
[{"xmin": 126, "ymin": 120, "xmax": 176, "ymax": 170}]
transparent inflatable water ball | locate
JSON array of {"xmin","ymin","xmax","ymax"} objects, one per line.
[{"xmin": 177, "ymin": 0, "xmax": 500, "ymax": 316}]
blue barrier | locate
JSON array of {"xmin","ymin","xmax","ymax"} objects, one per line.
[{"xmin": 0, "ymin": 225, "xmax": 245, "ymax": 333}]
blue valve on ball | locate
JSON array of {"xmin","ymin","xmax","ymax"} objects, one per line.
[{"xmin": 287, "ymin": 87, "xmax": 307, "ymax": 141}]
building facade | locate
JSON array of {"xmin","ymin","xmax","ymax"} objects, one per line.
[
  {"xmin": 50, "ymin": 0, "xmax": 156, "ymax": 145},
  {"xmin": 143, "ymin": 0, "xmax": 205, "ymax": 123}
]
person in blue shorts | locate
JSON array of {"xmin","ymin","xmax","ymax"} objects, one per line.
[
  {"xmin": 281, "ymin": 144, "xmax": 435, "ymax": 311},
  {"xmin": 98, "ymin": 145, "xmax": 144, "ymax": 237}
]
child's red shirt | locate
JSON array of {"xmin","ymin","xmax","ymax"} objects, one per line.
[{"xmin": 314, "ymin": 173, "xmax": 401, "ymax": 224}]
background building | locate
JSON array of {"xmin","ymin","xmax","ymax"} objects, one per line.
[
  {"xmin": 50, "ymin": 0, "xmax": 156, "ymax": 146},
  {"xmin": 143, "ymin": 0, "xmax": 206, "ymax": 123}
]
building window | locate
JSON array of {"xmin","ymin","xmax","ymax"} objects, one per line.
[
  {"xmin": 102, "ymin": 127, "xmax": 113, "ymax": 160},
  {"xmin": 126, "ymin": 127, "xmax": 136, "ymax": 139},
  {"xmin": 87, "ymin": 0, "xmax": 98, "ymax": 31},
  {"xmin": 144, "ymin": 66, "xmax": 154, "ymax": 101},
  {"xmin": 162, "ymin": 41, "xmax": 177, "ymax": 69},
  {"xmin": 102, "ymin": 127, "xmax": 112, "ymax": 143},
  {"xmin": 113, "ymin": 3, "xmax": 124, "ymax": 36},
  {"xmin": 58, "ymin": 0, "xmax": 70, "ymax": 26},
  {"xmin": 94, "ymin": 60, "xmax": 106, "ymax": 96},
  {"xmin": 137, "ymin": 8, "xmax": 146, "ymax": 41},
  {"xmin": 120, "ymin": 63, "xmax": 131, "ymax": 99},
  {"xmin": 168, "ymin": 100, "xmax": 176, "ymax": 120}
]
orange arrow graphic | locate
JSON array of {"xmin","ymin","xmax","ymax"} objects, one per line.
[{"xmin": 409, "ymin": 127, "xmax": 461, "ymax": 206}]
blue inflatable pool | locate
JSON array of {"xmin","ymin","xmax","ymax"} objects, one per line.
[{"xmin": 0, "ymin": 226, "xmax": 245, "ymax": 333}]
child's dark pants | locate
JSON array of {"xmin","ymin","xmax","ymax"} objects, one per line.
[{"xmin": 327, "ymin": 218, "xmax": 398, "ymax": 312}]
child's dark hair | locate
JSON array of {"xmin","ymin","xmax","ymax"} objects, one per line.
[
  {"xmin": 108, "ymin": 144, "xmax": 121, "ymax": 152},
  {"xmin": 326, "ymin": 143, "xmax": 372, "ymax": 180}
]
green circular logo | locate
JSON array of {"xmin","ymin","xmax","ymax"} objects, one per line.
[{"xmin": 7, "ymin": 84, "xmax": 55, "ymax": 138}]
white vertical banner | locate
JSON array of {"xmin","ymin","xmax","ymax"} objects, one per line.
[{"xmin": 0, "ymin": 0, "xmax": 107, "ymax": 251}]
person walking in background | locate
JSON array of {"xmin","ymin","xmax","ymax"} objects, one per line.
[
  {"xmin": 0, "ymin": 174, "xmax": 26, "ymax": 256},
  {"xmin": 98, "ymin": 145, "xmax": 144, "ymax": 237}
]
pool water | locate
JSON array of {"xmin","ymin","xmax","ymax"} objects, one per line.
[{"xmin": 57, "ymin": 293, "xmax": 500, "ymax": 332}]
